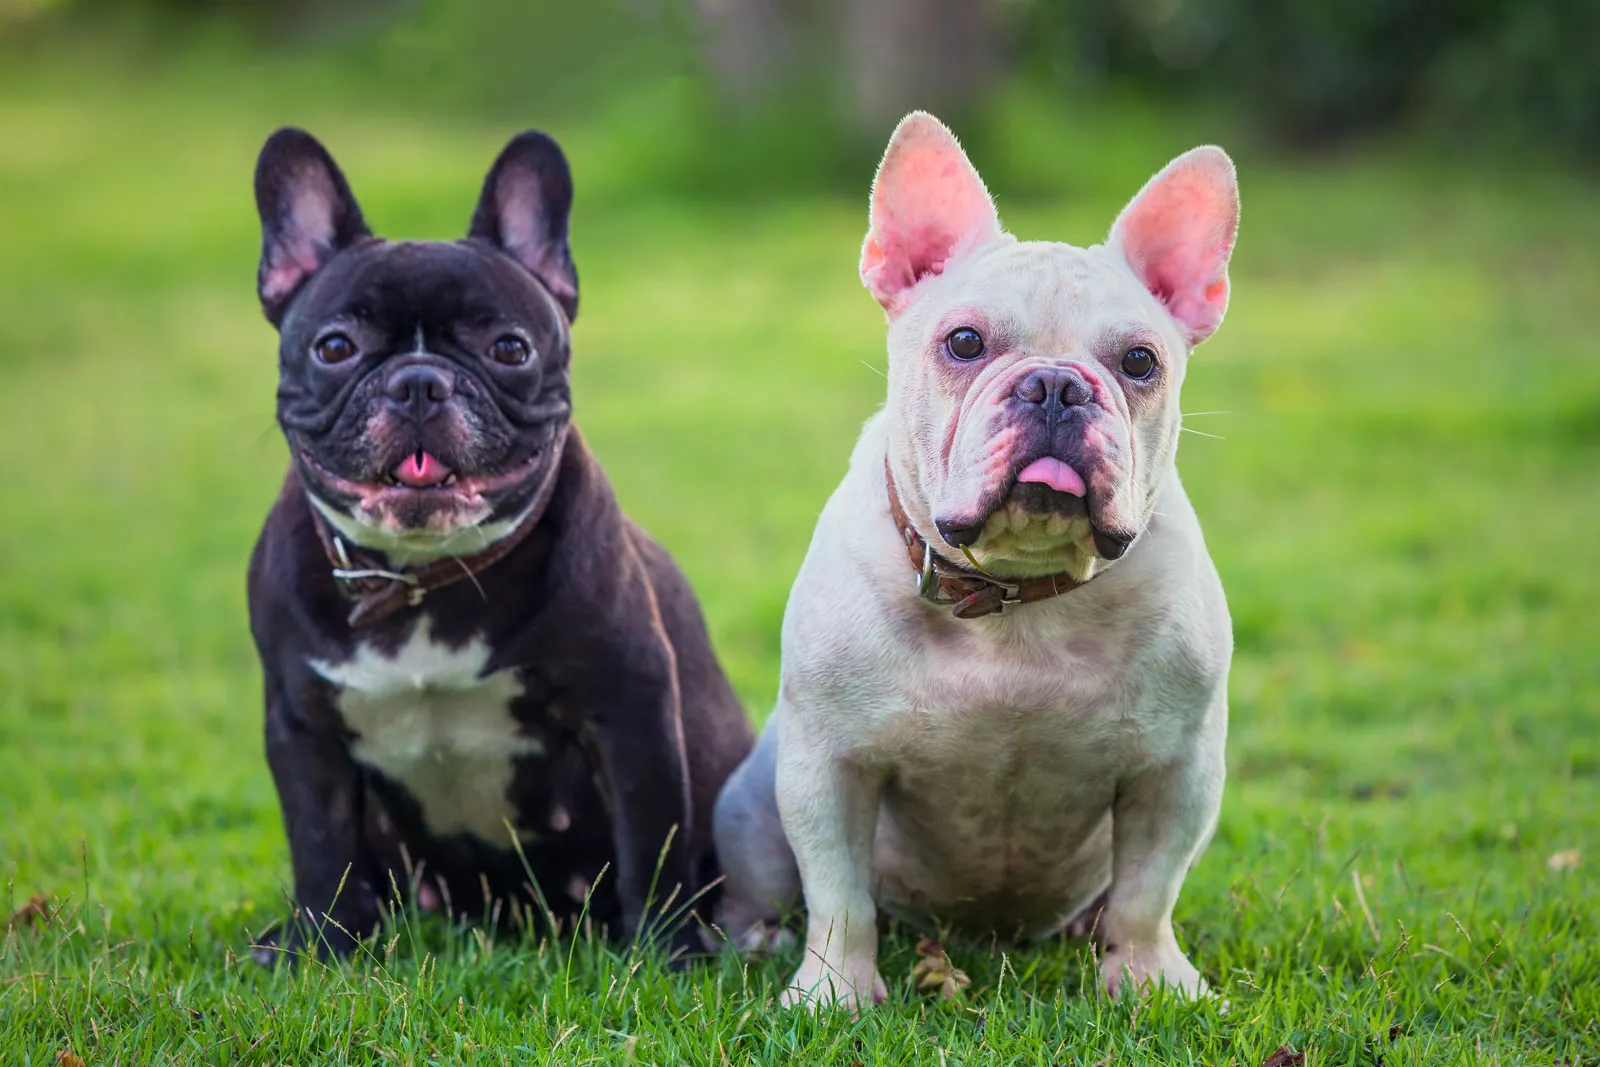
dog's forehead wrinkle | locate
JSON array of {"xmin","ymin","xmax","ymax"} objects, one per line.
[
  {"xmin": 913, "ymin": 241, "xmax": 1158, "ymax": 358},
  {"xmin": 332, "ymin": 240, "xmax": 552, "ymax": 333}
]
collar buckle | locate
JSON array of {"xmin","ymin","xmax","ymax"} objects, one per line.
[
  {"xmin": 916, "ymin": 541, "xmax": 948, "ymax": 602},
  {"xmin": 328, "ymin": 535, "xmax": 422, "ymax": 603}
]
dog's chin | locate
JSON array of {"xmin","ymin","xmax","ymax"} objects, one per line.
[
  {"xmin": 297, "ymin": 452, "xmax": 550, "ymax": 565},
  {"xmin": 941, "ymin": 483, "xmax": 1138, "ymax": 581}
]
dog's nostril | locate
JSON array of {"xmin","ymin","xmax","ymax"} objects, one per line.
[
  {"xmin": 1063, "ymin": 375, "xmax": 1092, "ymax": 407},
  {"xmin": 384, "ymin": 364, "xmax": 456, "ymax": 413},
  {"xmin": 1016, "ymin": 367, "xmax": 1091, "ymax": 410},
  {"xmin": 1015, "ymin": 374, "xmax": 1048, "ymax": 405}
]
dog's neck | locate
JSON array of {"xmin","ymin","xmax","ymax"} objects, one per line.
[
  {"xmin": 297, "ymin": 428, "xmax": 570, "ymax": 627},
  {"xmin": 307, "ymin": 493, "xmax": 542, "ymax": 568}
]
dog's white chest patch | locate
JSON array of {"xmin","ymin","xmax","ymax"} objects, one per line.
[{"xmin": 310, "ymin": 620, "xmax": 540, "ymax": 846}]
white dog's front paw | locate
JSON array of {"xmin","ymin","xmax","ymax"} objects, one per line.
[
  {"xmin": 1100, "ymin": 940, "xmax": 1207, "ymax": 1000},
  {"xmin": 781, "ymin": 956, "xmax": 887, "ymax": 1012}
]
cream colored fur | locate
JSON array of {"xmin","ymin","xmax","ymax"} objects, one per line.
[
  {"xmin": 311, "ymin": 617, "xmax": 538, "ymax": 844},
  {"xmin": 712, "ymin": 112, "xmax": 1239, "ymax": 1010}
]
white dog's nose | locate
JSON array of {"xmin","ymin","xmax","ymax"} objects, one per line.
[{"xmin": 1014, "ymin": 365, "xmax": 1093, "ymax": 413}]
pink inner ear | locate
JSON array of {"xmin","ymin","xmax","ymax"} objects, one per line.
[
  {"xmin": 1112, "ymin": 149, "xmax": 1239, "ymax": 344},
  {"xmin": 260, "ymin": 243, "xmax": 321, "ymax": 304},
  {"xmin": 498, "ymin": 182, "xmax": 576, "ymax": 305},
  {"xmin": 861, "ymin": 116, "xmax": 1000, "ymax": 312},
  {"xmin": 261, "ymin": 177, "xmax": 338, "ymax": 305}
]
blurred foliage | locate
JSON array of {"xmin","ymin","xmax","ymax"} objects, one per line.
[
  {"xmin": 2, "ymin": 0, "xmax": 1594, "ymax": 190},
  {"xmin": 1017, "ymin": 0, "xmax": 1600, "ymax": 153},
  {"xmin": 4, "ymin": 0, "xmax": 698, "ymax": 119}
]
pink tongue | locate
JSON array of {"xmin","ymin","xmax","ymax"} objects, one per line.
[
  {"xmin": 392, "ymin": 451, "xmax": 451, "ymax": 488},
  {"xmin": 1016, "ymin": 457, "xmax": 1086, "ymax": 497}
]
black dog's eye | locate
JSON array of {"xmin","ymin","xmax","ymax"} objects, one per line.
[
  {"xmin": 1121, "ymin": 346, "xmax": 1157, "ymax": 380},
  {"xmin": 946, "ymin": 327, "xmax": 985, "ymax": 361},
  {"xmin": 313, "ymin": 333, "xmax": 358, "ymax": 365},
  {"xmin": 489, "ymin": 335, "xmax": 532, "ymax": 366}
]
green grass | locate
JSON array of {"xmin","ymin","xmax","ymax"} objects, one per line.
[{"xmin": 2, "ymin": 50, "xmax": 1598, "ymax": 1066}]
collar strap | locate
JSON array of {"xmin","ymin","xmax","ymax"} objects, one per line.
[
  {"xmin": 885, "ymin": 461, "xmax": 1087, "ymax": 620},
  {"xmin": 307, "ymin": 429, "xmax": 568, "ymax": 628}
]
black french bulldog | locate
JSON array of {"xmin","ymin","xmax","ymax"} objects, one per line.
[{"xmin": 246, "ymin": 128, "xmax": 754, "ymax": 965}]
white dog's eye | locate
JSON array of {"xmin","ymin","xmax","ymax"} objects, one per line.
[
  {"xmin": 1121, "ymin": 346, "xmax": 1157, "ymax": 379},
  {"xmin": 946, "ymin": 327, "xmax": 985, "ymax": 361}
]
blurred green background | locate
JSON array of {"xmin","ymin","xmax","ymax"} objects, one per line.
[{"xmin": 0, "ymin": 1, "xmax": 1596, "ymax": 1062}]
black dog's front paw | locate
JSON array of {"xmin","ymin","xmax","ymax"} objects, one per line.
[{"xmin": 251, "ymin": 905, "xmax": 378, "ymax": 968}]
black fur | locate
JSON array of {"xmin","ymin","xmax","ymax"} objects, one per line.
[{"xmin": 246, "ymin": 128, "xmax": 753, "ymax": 965}]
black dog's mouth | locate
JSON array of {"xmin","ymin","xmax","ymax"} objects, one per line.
[
  {"xmin": 296, "ymin": 448, "xmax": 547, "ymax": 512},
  {"xmin": 386, "ymin": 449, "xmax": 458, "ymax": 489}
]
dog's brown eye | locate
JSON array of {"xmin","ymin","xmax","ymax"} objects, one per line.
[
  {"xmin": 1121, "ymin": 346, "xmax": 1157, "ymax": 380},
  {"xmin": 489, "ymin": 335, "xmax": 531, "ymax": 366},
  {"xmin": 313, "ymin": 333, "xmax": 357, "ymax": 364},
  {"xmin": 946, "ymin": 327, "xmax": 985, "ymax": 361}
]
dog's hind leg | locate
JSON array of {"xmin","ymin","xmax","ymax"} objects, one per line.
[{"xmin": 710, "ymin": 714, "xmax": 799, "ymax": 953}]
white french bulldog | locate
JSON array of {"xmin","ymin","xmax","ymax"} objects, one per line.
[{"xmin": 711, "ymin": 112, "xmax": 1240, "ymax": 1009}]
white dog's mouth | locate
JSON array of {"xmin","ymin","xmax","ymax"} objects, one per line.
[
  {"xmin": 934, "ymin": 458, "xmax": 1136, "ymax": 564},
  {"xmin": 1012, "ymin": 458, "xmax": 1138, "ymax": 561},
  {"xmin": 1015, "ymin": 457, "xmax": 1086, "ymax": 497}
]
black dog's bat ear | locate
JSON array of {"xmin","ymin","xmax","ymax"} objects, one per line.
[
  {"xmin": 254, "ymin": 127, "xmax": 370, "ymax": 326},
  {"xmin": 468, "ymin": 131, "xmax": 578, "ymax": 322}
]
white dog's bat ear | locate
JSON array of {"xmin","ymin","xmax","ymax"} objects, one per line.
[
  {"xmin": 1108, "ymin": 146, "xmax": 1239, "ymax": 346},
  {"xmin": 861, "ymin": 112, "xmax": 1002, "ymax": 314},
  {"xmin": 254, "ymin": 128, "xmax": 371, "ymax": 326}
]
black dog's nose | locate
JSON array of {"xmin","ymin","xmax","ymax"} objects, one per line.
[
  {"xmin": 383, "ymin": 363, "xmax": 455, "ymax": 422},
  {"xmin": 1015, "ymin": 366, "xmax": 1093, "ymax": 412}
]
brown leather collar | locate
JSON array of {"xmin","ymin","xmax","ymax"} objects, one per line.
[
  {"xmin": 886, "ymin": 461, "xmax": 1087, "ymax": 619},
  {"xmin": 306, "ymin": 430, "xmax": 568, "ymax": 628}
]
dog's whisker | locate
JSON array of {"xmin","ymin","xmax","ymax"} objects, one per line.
[
  {"xmin": 859, "ymin": 360, "xmax": 888, "ymax": 380},
  {"xmin": 449, "ymin": 555, "xmax": 489, "ymax": 603},
  {"xmin": 1179, "ymin": 427, "xmax": 1226, "ymax": 440},
  {"xmin": 1179, "ymin": 410, "xmax": 1232, "ymax": 417}
]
